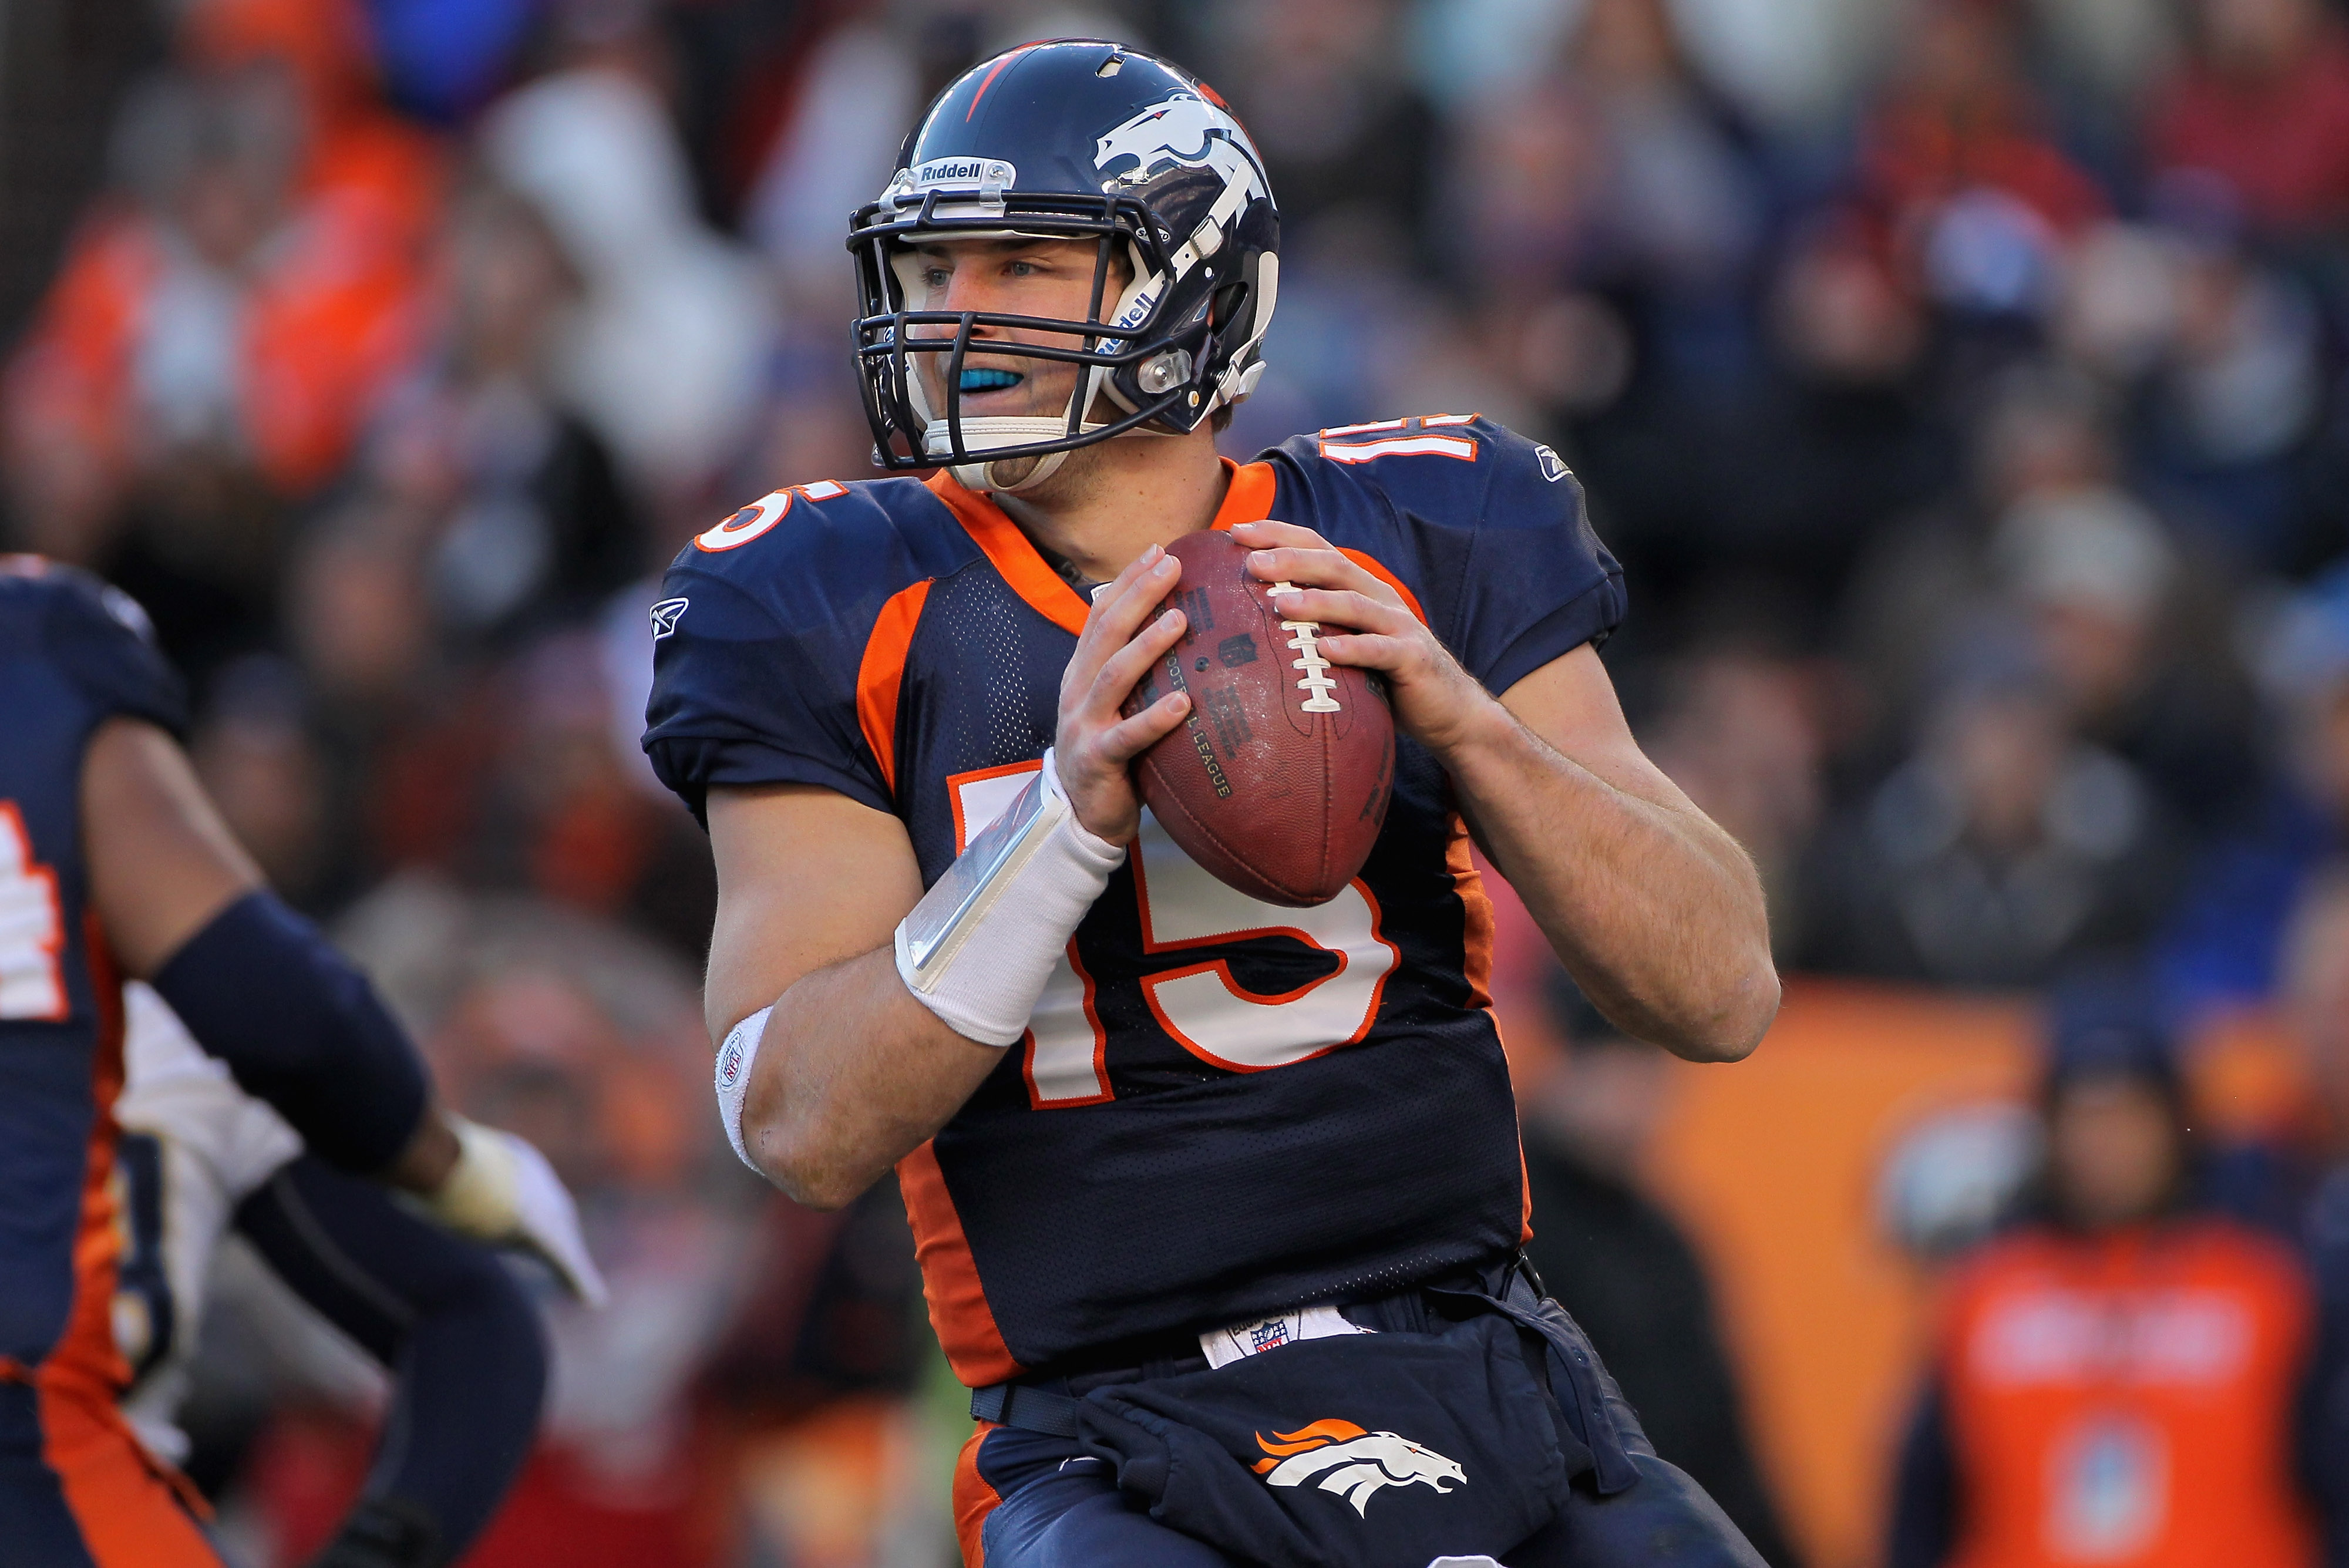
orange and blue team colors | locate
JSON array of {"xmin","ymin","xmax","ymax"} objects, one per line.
[
  {"xmin": 644, "ymin": 416, "xmax": 1624, "ymax": 1397},
  {"xmin": 0, "ymin": 560, "xmax": 222, "ymax": 1564},
  {"xmin": 1929, "ymin": 1218, "xmax": 2316, "ymax": 1567}
]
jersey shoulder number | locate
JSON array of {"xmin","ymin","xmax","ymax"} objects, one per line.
[
  {"xmin": 1310, "ymin": 413, "xmax": 1572, "ymax": 489},
  {"xmin": 691, "ymin": 480, "xmax": 852, "ymax": 553},
  {"xmin": 1313, "ymin": 413, "xmax": 1484, "ymax": 465},
  {"xmin": 0, "ymin": 801, "xmax": 67, "ymax": 1021}
]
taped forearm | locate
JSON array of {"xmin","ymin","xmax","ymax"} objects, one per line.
[
  {"xmin": 715, "ymin": 753, "xmax": 1120, "ymax": 1176},
  {"xmin": 152, "ymin": 891, "xmax": 429, "ymax": 1173},
  {"xmin": 892, "ymin": 749, "xmax": 1123, "ymax": 1046}
]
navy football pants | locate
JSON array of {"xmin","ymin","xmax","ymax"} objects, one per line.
[{"xmin": 968, "ymin": 1343, "xmax": 1768, "ymax": 1568}]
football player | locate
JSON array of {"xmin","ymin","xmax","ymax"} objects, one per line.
[
  {"xmin": 0, "ymin": 556, "xmax": 600, "ymax": 1565},
  {"xmin": 646, "ymin": 41, "xmax": 1778, "ymax": 1568}
]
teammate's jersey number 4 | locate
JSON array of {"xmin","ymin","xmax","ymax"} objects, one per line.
[
  {"xmin": 949, "ymin": 765, "xmax": 1398, "ymax": 1108},
  {"xmin": 0, "ymin": 802, "xmax": 68, "ymax": 1020}
]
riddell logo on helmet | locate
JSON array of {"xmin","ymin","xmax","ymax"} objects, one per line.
[
  {"xmin": 1251, "ymin": 1421, "xmax": 1466, "ymax": 1516},
  {"xmin": 903, "ymin": 157, "xmax": 1017, "ymax": 193}
]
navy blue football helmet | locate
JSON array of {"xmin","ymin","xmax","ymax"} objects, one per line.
[{"xmin": 847, "ymin": 40, "xmax": 1280, "ymax": 492}]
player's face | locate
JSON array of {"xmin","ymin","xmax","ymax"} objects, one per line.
[
  {"xmin": 2046, "ymin": 1073, "xmax": 2180, "ymax": 1230},
  {"xmin": 906, "ymin": 237, "xmax": 1129, "ymax": 425}
]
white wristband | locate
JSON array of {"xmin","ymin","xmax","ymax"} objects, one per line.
[
  {"xmin": 715, "ymin": 1005, "xmax": 773, "ymax": 1172},
  {"xmin": 893, "ymin": 750, "xmax": 1124, "ymax": 1046}
]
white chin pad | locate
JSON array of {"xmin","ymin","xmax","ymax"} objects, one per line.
[
  {"xmin": 893, "ymin": 751, "xmax": 1123, "ymax": 1046},
  {"xmin": 925, "ymin": 416, "xmax": 1089, "ymax": 493}
]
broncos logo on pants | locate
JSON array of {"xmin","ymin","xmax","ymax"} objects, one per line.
[{"xmin": 1253, "ymin": 1420, "xmax": 1468, "ymax": 1517}]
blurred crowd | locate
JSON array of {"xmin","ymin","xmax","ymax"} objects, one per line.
[{"xmin": 12, "ymin": 0, "xmax": 2349, "ymax": 1562}]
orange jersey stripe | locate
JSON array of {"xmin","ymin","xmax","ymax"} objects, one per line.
[
  {"xmin": 924, "ymin": 475, "xmax": 1090, "ymax": 637},
  {"xmin": 952, "ymin": 1423, "xmax": 1003, "ymax": 1567},
  {"xmin": 40, "ymin": 917, "xmax": 219, "ymax": 1564},
  {"xmin": 855, "ymin": 580, "xmax": 933, "ymax": 798},
  {"xmin": 896, "ymin": 1142, "xmax": 1022, "ymax": 1387}
]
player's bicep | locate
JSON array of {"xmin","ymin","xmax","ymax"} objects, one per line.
[
  {"xmin": 704, "ymin": 783, "xmax": 925, "ymax": 1042},
  {"xmin": 80, "ymin": 717, "xmax": 264, "ymax": 980}
]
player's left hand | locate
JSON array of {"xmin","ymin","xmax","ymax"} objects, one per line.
[
  {"xmin": 422, "ymin": 1115, "xmax": 609, "ymax": 1307},
  {"xmin": 1230, "ymin": 519, "xmax": 1499, "ymax": 758}
]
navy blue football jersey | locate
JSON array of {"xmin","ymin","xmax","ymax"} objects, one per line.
[
  {"xmin": 0, "ymin": 558, "xmax": 186, "ymax": 1382},
  {"xmin": 645, "ymin": 418, "xmax": 1624, "ymax": 1384}
]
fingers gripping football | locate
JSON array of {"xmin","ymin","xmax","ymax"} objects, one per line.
[
  {"xmin": 1057, "ymin": 544, "xmax": 1191, "ymax": 842},
  {"xmin": 1228, "ymin": 519, "xmax": 1492, "ymax": 756}
]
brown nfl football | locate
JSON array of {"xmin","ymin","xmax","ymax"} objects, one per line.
[{"xmin": 1121, "ymin": 529, "xmax": 1395, "ymax": 906}]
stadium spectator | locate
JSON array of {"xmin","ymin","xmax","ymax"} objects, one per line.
[
  {"xmin": 1640, "ymin": 630, "xmax": 1831, "ymax": 952},
  {"xmin": 2146, "ymin": 0, "xmax": 2349, "ymax": 242},
  {"xmin": 1887, "ymin": 977, "xmax": 2319, "ymax": 1567},
  {"xmin": 1801, "ymin": 649, "xmax": 2180, "ymax": 987},
  {"xmin": 475, "ymin": 17, "xmax": 774, "ymax": 522},
  {"xmin": 2281, "ymin": 867, "xmax": 2349, "ymax": 1565},
  {"xmin": 1993, "ymin": 479, "xmax": 2260, "ymax": 837},
  {"xmin": 2158, "ymin": 561, "xmax": 2349, "ymax": 1017},
  {"xmin": 2, "ymin": 0, "xmax": 440, "ymax": 577},
  {"xmin": 1848, "ymin": 0, "xmax": 2107, "ymax": 321},
  {"xmin": 317, "ymin": 175, "xmax": 644, "ymax": 659}
]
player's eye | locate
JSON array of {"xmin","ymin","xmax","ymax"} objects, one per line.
[
  {"xmin": 920, "ymin": 266, "xmax": 951, "ymax": 289},
  {"xmin": 1008, "ymin": 259, "xmax": 1041, "ymax": 277}
]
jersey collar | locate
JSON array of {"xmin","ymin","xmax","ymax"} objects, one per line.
[{"xmin": 924, "ymin": 458, "xmax": 1277, "ymax": 637}]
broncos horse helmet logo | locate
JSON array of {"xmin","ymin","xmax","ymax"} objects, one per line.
[
  {"xmin": 1252, "ymin": 1419, "xmax": 1467, "ymax": 1517},
  {"xmin": 1093, "ymin": 93, "xmax": 1266, "ymax": 193}
]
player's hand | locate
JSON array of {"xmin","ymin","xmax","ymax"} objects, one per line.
[
  {"xmin": 421, "ymin": 1115, "xmax": 609, "ymax": 1306},
  {"xmin": 1230, "ymin": 519, "xmax": 1497, "ymax": 758},
  {"xmin": 1056, "ymin": 543, "xmax": 1190, "ymax": 842}
]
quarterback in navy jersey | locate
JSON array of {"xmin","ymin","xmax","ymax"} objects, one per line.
[{"xmin": 647, "ymin": 40, "xmax": 1778, "ymax": 1568}]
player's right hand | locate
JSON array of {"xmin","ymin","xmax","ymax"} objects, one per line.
[
  {"xmin": 421, "ymin": 1115, "xmax": 608, "ymax": 1306},
  {"xmin": 1056, "ymin": 543, "xmax": 1191, "ymax": 842}
]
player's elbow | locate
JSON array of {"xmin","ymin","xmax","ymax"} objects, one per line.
[
  {"xmin": 1670, "ymin": 956, "xmax": 1779, "ymax": 1064},
  {"xmin": 770, "ymin": 1163, "xmax": 866, "ymax": 1212},
  {"xmin": 753, "ymin": 1132, "xmax": 879, "ymax": 1212}
]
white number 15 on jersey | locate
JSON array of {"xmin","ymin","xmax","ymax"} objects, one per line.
[{"xmin": 948, "ymin": 764, "xmax": 1398, "ymax": 1109}]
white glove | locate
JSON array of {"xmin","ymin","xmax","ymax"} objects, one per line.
[{"xmin": 423, "ymin": 1115, "xmax": 608, "ymax": 1307}]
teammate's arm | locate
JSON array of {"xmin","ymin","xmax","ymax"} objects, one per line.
[
  {"xmin": 82, "ymin": 716, "xmax": 456, "ymax": 1186},
  {"xmin": 81, "ymin": 718, "xmax": 605, "ymax": 1300},
  {"xmin": 234, "ymin": 1157, "xmax": 547, "ymax": 1568},
  {"xmin": 1226, "ymin": 519, "xmax": 1778, "ymax": 1061},
  {"xmin": 705, "ymin": 547, "xmax": 1192, "ymax": 1208}
]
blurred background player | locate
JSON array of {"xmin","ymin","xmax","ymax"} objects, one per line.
[
  {"xmin": 0, "ymin": 555, "xmax": 598, "ymax": 1564},
  {"xmin": 112, "ymin": 981, "xmax": 547, "ymax": 1568},
  {"xmin": 1886, "ymin": 976, "xmax": 2317, "ymax": 1568}
]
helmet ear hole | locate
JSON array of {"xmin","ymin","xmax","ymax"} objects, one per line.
[{"xmin": 1209, "ymin": 281, "xmax": 1248, "ymax": 331}]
